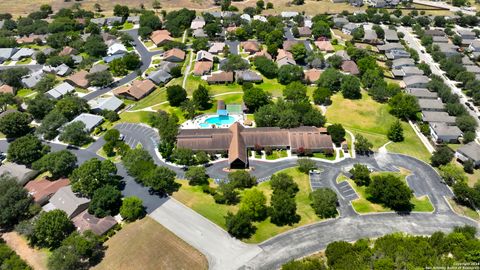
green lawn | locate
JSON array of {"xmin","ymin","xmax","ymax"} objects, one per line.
[
  {"xmin": 312, "ymin": 152, "xmax": 336, "ymax": 160},
  {"xmin": 118, "ymin": 111, "xmax": 155, "ymax": 124},
  {"xmin": 447, "ymin": 198, "xmax": 480, "ymax": 221},
  {"xmin": 173, "ymin": 167, "xmax": 321, "ymax": 243},
  {"xmin": 144, "ymin": 40, "xmax": 155, "ymax": 48},
  {"xmin": 266, "ymin": 150, "xmax": 288, "ymax": 160},
  {"xmin": 16, "ymin": 88, "xmax": 35, "ymax": 98},
  {"xmin": 17, "ymin": 58, "xmax": 32, "ymax": 64},
  {"xmin": 131, "ymin": 87, "xmax": 166, "ymax": 110},
  {"xmin": 339, "ymin": 171, "xmax": 434, "ymax": 214},
  {"xmin": 122, "ymin": 22, "xmax": 134, "ymax": 30},
  {"xmin": 325, "ymin": 92, "xmax": 431, "ymax": 162}
]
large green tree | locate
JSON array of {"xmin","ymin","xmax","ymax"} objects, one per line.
[
  {"xmin": 225, "ymin": 210, "xmax": 256, "ymax": 239},
  {"xmin": 32, "ymin": 150, "xmax": 77, "ymax": 179},
  {"xmin": 166, "ymin": 85, "xmax": 187, "ymax": 107},
  {"xmin": 120, "ymin": 196, "xmax": 145, "ymax": 222},
  {"xmin": 366, "ymin": 174, "xmax": 413, "ymax": 212},
  {"xmin": 0, "ymin": 112, "xmax": 31, "ymax": 138},
  {"xmin": 88, "ymin": 185, "xmax": 122, "ymax": 218},
  {"xmin": 192, "ymin": 85, "xmax": 211, "ymax": 110},
  {"xmin": 387, "ymin": 120, "xmax": 404, "ymax": 142},
  {"xmin": 240, "ymin": 188, "xmax": 268, "ymax": 221},
  {"xmin": 59, "ymin": 121, "xmax": 92, "ymax": 146},
  {"xmin": 243, "ymin": 87, "xmax": 271, "ymax": 112},
  {"xmin": 8, "ymin": 134, "xmax": 49, "ymax": 165},
  {"xmin": 0, "ymin": 175, "xmax": 33, "ymax": 228},
  {"xmin": 310, "ymin": 188, "xmax": 338, "ymax": 218},
  {"xmin": 30, "ymin": 210, "xmax": 75, "ymax": 249},
  {"xmin": 185, "ymin": 166, "xmax": 209, "ymax": 186},
  {"xmin": 70, "ymin": 158, "xmax": 118, "ymax": 197}
]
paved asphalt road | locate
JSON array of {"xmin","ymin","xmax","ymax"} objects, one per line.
[
  {"xmin": 0, "ymin": 124, "xmax": 477, "ymax": 269},
  {"xmin": 81, "ymin": 29, "xmax": 163, "ymax": 101},
  {"xmin": 413, "ymin": 0, "xmax": 476, "ymax": 15},
  {"xmin": 398, "ymin": 27, "xmax": 480, "ymax": 137}
]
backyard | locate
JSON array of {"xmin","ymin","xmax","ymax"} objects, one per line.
[
  {"xmin": 325, "ymin": 92, "xmax": 431, "ymax": 162},
  {"xmin": 94, "ymin": 217, "xmax": 208, "ymax": 270},
  {"xmin": 173, "ymin": 167, "xmax": 321, "ymax": 243}
]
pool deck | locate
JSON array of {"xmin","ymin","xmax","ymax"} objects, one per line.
[{"xmin": 180, "ymin": 114, "xmax": 245, "ymax": 129}]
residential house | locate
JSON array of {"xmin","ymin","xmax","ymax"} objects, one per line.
[
  {"xmin": 315, "ymin": 40, "xmax": 334, "ymax": 52},
  {"xmin": 235, "ymin": 70, "xmax": 262, "ymax": 83},
  {"xmin": 53, "ymin": 63, "xmax": 72, "ymax": 77},
  {"xmin": 393, "ymin": 66, "xmax": 424, "ymax": 77},
  {"xmin": 46, "ymin": 82, "xmax": 75, "ymax": 99},
  {"xmin": 462, "ymin": 56, "xmax": 475, "ymax": 66},
  {"xmin": 16, "ymin": 34, "xmax": 46, "ymax": 44},
  {"xmin": 253, "ymin": 15, "xmax": 268, "ymax": 23},
  {"xmin": 11, "ymin": 48, "xmax": 34, "ymax": 61},
  {"xmin": 432, "ymin": 36, "xmax": 449, "ymax": 43},
  {"xmin": 341, "ymin": 60, "xmax": 360, "ymax": 75},
  {"xmin": 304, "ymin": 16, "xmax": 313, "ymax": 28},
  {"xmin": 193, "ymin": 62, "xmax": 213, "ymax": 76},
  {"xmin": 333, "ymin": 17, "xmax": 349, "ymax": 29},
  {"xmin": 43, "ymin": 186, "xmax": 90, "ymax": 218},
  {"xmin": 209, "ymin": 42, "xmax": 225, "ymax": 54},
  {"xmin": 68, "ymin": 113, "xmax": 104, "ymax": 132},
  {"xmin": 89, "ymin": 64, "xmax": 108, "ymax": 74},
  {"xmin": 163, "ymin": 48, "xmax": 185, "ymax": 62},
  {"xmin": 377, "ymin": 43, "xmax": 404, "ymax": 53},
  {"xmin": 0, "ymin": 48, "xmax": 16, "ymax": 63},
  {"xmin": 114, "ymin": 79, "xmax": 156, "ymax": 100},
  {"xmin": 422, "ymin": 111, "xmax": 456, "ymax": 125},
  {"xmin": 59, "ymin": 46, "xmax": 77, "ymax": 56},
  {"xmin": 103, "ymin": 54, "xmax": 124, "ymax": 63},
  {"xmin": 363, "ymin": 29, "xmax": 378, "ymax": 44},
  {"xmin": 150, "ymin": 30, "xmax": 173, "ymax": 46},
  {"xmin": 392, "ymin": 58, "xmax": 415, "ymax": 69},
  {"xmin": 465, "ymin": 65, "xmax": 480, "ymax": 75},
  {"xmin": 385, "ymin": 49, "xmax": 411, "ymax": 60},
  {"xmin": 418, "ymin": 98, "xmax": 444, "ymax": 112},
  {"xmin": 254, "ymin": 49, "xmax": 272, "ymax": 60},
  {"xmin": 435, "ymin": 43, "xmax": 460, "ymax": 57},
  {"xmin": 21, "ymin": 69, "xmax": 44, "ymax": 88},
  {"xmin": 71, "ymin": 55, "xmax": 83, "ymax": 65},
  {"xmin": 335, "ymin": 50, "xmax": 351, "ymax": 61},
  {"xmin": 430, "ymin": 123, "xmax": 462, "ymax": 143},
  {"xmin": 281, "ymin": 11, "xmax": 299, "ymax": 18},
  {"xmin": 241, "ymin": 14, "xmax": 251, "ymax": 22},
  {"xmin": 193, "ymin": 28, "xmax": 208, "ymax": 38},
  {"xmin": 0, "ymin": 162, "xmax": 38, "ymax": 186},
  {"xmin": 467, "ymin": 39, "xmax": 480, "ymax": 52},
  {"xmin": 455, "ymin": 142, "xmax": 480, "ymax": 167},
  {"xmin": 368, "ymin": 0, "xmax": 386, "ymax": 7},
  {"xmin": 384, "ymin": 29, "xmax": 399, "ymax": 42},
  {"xmin": 283, "ymin": 40, "xmax": 301, "ymax": 51},
  {"xmin": 406, "ymin": 88, "xmax": 438, "ymax": 99},
  {"xmin": 241, "ymin": 41, "xmax": 260, "ymax": 54},
  {"xmin": 205, "ymin": 71, "xmax": 234, "ymax": 84},
  {"xmin": 350, "ymin": 0, "xmax": 364, "ymax": 7},
  {"xmin": 72, "ymin": 211, "xmax": 118, "ymax": 235},
  {"xmin": 424, "ymin": 29, "xmax": 446, "ymax": 37},
  {"xmin": 148, "ymin": 69, "xmax": 172, "ymax": 85},
  {"xmin": 190, "ymin": 16, "xmax": 205, "ymax": 30},
  {"xmin": 107, "ymin": 43, "xmax": 127, "ymax": 56},
  {"xmin": 196, "ymin": 50, "xmax": 214, "ymax": 62},
  {"xmin": 88, "ymin": 96, "xmax": 124, "ymax": 113},
  {"xmin": 177, "ymin": 123, "xmax": 334, "ymax": 169},
  {"xmin": 65, "ymin": 70, "xmax": 89, "ymax": 88},
  {"xmin": 304, "ymin": 69, "xmax": 322, "ymax": 85},
  {"xmin": 276, "ymin": 49, "xmax": 296, "ymax": 67},
  {"xmin": 403, "ymin": 75, "xmax": 429, "ymax": 88},
  {"xmin": 25, "ymin": 178, "xmax": 70, "ymax": 205},
  {"xmin": 298, "ymin": 27, "xmax": 312, "ymax": 38},
  {"xmin": 0, "ymin": 84, "xmax": 14, "ymax": 95},
  {"xmin": 457, "ymin": 29, "xmax": 476, "ymax": 45},
  {"xmin": 104, "ymin": 17, "xmax": 122, "ymax": 26}
]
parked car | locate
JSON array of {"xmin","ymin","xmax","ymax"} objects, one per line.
[{"xmin": 119, "ymin": 134, "xmax": 125, "ymax": 141}]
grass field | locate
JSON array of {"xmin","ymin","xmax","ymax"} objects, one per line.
[
  {"xmin": 325, "ymin": 92, "xmax": 431, "ymax": 162},
  {"xmin": 94, "ymin": 217, "xmax": 208, "ymax": 270},
  {"xmin": 266, "ymin": 150, "xmax": 288, "ymax": 160},
  {"xmin": 173, "ymin": 167, "xmax": 321, "ymax": 243},
  {"xmin": 338, "ymin": 171, "xmax": 434, "ymax": 213},
  {"xmin": 447, "ymin": 198, "xmax": 480, "ymax": 222}
]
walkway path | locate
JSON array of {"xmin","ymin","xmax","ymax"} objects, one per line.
[
  {"xmin": 182, "ymin": 50, "xmax": 194, "ymax": 89},
  {"xmin": 2, "ymin": 232, "xmax": 48, "ymax": 270}
]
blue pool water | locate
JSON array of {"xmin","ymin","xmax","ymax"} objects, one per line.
[{"xmin": 200, "ymin": 115, "xmax": 235, "ymax": 127}]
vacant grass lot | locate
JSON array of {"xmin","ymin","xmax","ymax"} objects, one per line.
[
  {"xmin": 325, "ymin": 92, "xmax": 431, "ymax": 162},
  {"xmin": 173, "ymin": 167, "xmax": 321, "ymax": 243},
  {"xmin": 94, "ymin": 217, "xmax": 208, "ymax": 270},
  {"xmin": 338, "ymin": 171, "xmax": 434, "ymax": 214},
  {"xmin": 447, "ymin": 198, "xmax": 480, "ymax": 221}
]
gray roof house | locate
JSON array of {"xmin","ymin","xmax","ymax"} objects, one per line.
[
  {"xmin": 432, "ymin": 36, "xmax": 449, "ymax": 43},
  {"xmin": 333, "ymin": 17, "xmax": 349, "ymax": 29},
  {"xmin": 43, "ymin": 185, "xmax": 90, "ymax": 218},
  {"xmin": 46, "ymin": 82, "xmax": 75, "ymax": 100},
  {"xmin": 0, "ymin": 162, "xmax": 39, "ymax": 186},
  {"xmin": 21, "ymin": 69, "xmax": 44, "ymax": 89},
  {"xmin": 148, "ymin": 69, "xmax": 172, "ymax": 85},
  {"xmin": 435, "ymin": 43, "xmax": 460, "ymax": 57},
  {"xmin": 335, "ymin": 50, "xmax": 351, "ymax": 61},
  {"xmin": 196, "ymin": 50, "xmax": 214, "ymax": 62},
  {"xmin": 193, "ymin": 28, "xmax": 208, "ymax": 38},
  {"xmin": 0, "ymin": 48, "xmax": 16, "ymax": 63},
  {"xmin": 89, "ymin": 64, "xmax": 108, "ymax": 74},
  {"xmin": 403, "ymin": 75, "xmax": 429, "ymax": 88},
  {"xmin": 406, "ymin": 88, "xmax": 438, "ymax": 99},
  {"xmin": 457, "ymin": 29, "xmax": 476, "ymax": 40},
  {"xmin": 467, "ymin": 39, "xmax": 480, "ymax": 52},
  {"xmin": 392, "ymin": 58, "xmax": 415, "ymax": 69},
  {"xmin": 377, "ymin": 43, "xmax": 404, "ymax": 53},
  {"xmin": 418, "ymin": 98, "xmax": 444, "ymax": 111},
  {"xmin": 385, "ymin": 49, "xmax": 411, "ymax": 60},
  {"xmin": 69, "ymin": 113, "xmax": 104, "ymax": 132},
  {"xmin": 363, "ymin": 29, "xmax": 378, "ymax": 43},
  {"xmin": 235, "ymin": 70, "xmax": 263, "ymax": 83},
  {"xmin": 455, "ymin": 142, "xmax": 480, "ymax": 166},
  {"xmin": 342, "ymin": 23, "xmax": 359, "ymax": 35},
  {"xmin": 88, "ymin": 96, "xmax": 124, "ymax": 113},
  {"xmin": 422, "ymin": 111, "xmax": 456, "ymax": 125},
  {"xmin": 55, "ymin": 63, "xmax": 72, "ymax": 77},
  {"xmin": 430, "ymin": 123, "xmax": 462, "ymax": 143},
  {"xmin": 384, "ymin": 29, "xmax": 399, "ymax": 42},
  {"xmin": 11, "ymin": 48, "xmax": 35, "ymax": 61}
]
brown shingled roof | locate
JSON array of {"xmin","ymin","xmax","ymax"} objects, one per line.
[
  {"xmin": 0, "ymin": 84, "xmax": 14, "ymax": 94},
  {"xmin": 113, "ymin": 79, "xmax": 156, "ymax": 100},
  {"xmin": 206, "ymin": 71, "xmax": 234, "ymax": 84},
  {"xmin": 241, "ymin": 41, "xmax": 260, "ymax": 54},
  {"xmin": 72, "ymin": 210, "xmax": 117, "ymax": 235},
  {"xmin": 65, "ymin": 70, "xmax": 89, "ymax": 88},
  {"xmin": 150, "ymin": 30, "xmax": 173, "ymax": 46},
  {"xmin": 341, "ymin": 60, "xmax": 359, "ymax": 75},
  {"xmin": 304, "ymin": 69, "xmax": 322, "ymax": 84},
  {"xmin": 59, "ymin": 46, "xmax": 77, "ymax": 56},
  {"xmin": 315, "ymin": 40, "xmax": 334, "ymax": 52},
  {"xmin": 163, "ymin": 48, "xmax": 186, "ymax": 62},
  {"xmin": 25, "ymin": 178, "xmax": 70, "ymax": 205},
  {"xmin": 193, "ymin": 61, "xmax": 213, "ymax": 76},
  {"xmin": 228, "ymin": 123, "xmax": 248, "ymax": 167}
]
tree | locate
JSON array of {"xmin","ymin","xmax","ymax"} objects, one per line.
[
  {"xmin": 166, "ymin": 85, "xmax": 187, "ymax": 107},
  {"xmin": 291, "ymin": 43, "xmax": 307, "ymax": 63},
  {"xmin": 463, "ymin": 160, "xmax": 474, "ymax": 174},
  {"xmin": 104, "ymin": 129, "xmax": 120, "ymax": 143},
  {"xmin": 349, "ymin": 164, "xmax": 370, "ymax": 186},
  {"xmin": 86, "ymin": 70, "xmax": 114, "ymax": 87},
  {"xmin": 36, "ymin": 111, "xmax": 67, "ymax": 140},
  {"xmin": 172, "ymin": 147, "xmax": 195, "ymax": 165},
  {"xmin": 270, "ymin": 191, "xmax": 300, "ymax": 226},
  {"xmin": 70, "ymin": 158, "xmax": 118, "ymax": 197},
  {"xmin": 0, "ymin": 68, "xmax": 29, "ymax": 89},
  {"xmin": 389, "ymin": 93, "xmax": 420, "ymax": 120},
  {"xmin": 387, "ymin": 120, "xmax": 404, "ymax": 142},
  {"xmin": 283, "ymin": 81, "xmax": 308, "ymax": 103},
  {"xmin": 352, "ymin": 27, "xmax": 365, "ymax": 40},
  {"xmin": 310, "ymin": 188, "xmax": 338, "ymax": 218},
  {"xmin": 0, "ymin": 176, "xmax": 33, "ymax": 228},
  {"xmin": 55, "ymin": 96, "xmax": 89, "ymax": 120},
  {"xmin": 195, "ymin": 151, "xmax": 210, "ymax": 164},
  {"xmin": 192, "ymin": 85, "xmax": 211, "ymax": 110},
  {"xmin": 366, "ymin": 174, "xmax": 413, "ymax": 212},
  {"xmin": 243, "ymin": 87, "xmax": 271, "ymax": 112},
  {"xmin": 340, "ymin": 76, "xmax": 361, "ymax": 99},
  {"xmin": 216, "ymin": 182, "xmax": 239, "ymax": 205},
  {"xmin": 59, "ymin": 121, "xmax": 92, "ymax": 146},
  {"xmin": 192, "ymin": 38, "xmax": 209, "ymax": 52},
  {"xmin": 270, "ymin": 172, "xmax": 299, "ymax": 195},
  {"xmin": 439, "ymin": 164, "xmax": 468, "ymax": 185},
  {"xmin": 253, "ymin": 56, "xmax": 278, "ymax": 79},
  {"xmin": 240, "ymin": 188, "xmax": 267, "ymax": 221},
  {"xmin": 109, "ymin": 58, "xmax": 128, "ymax": 76},
  {"xmin": 185, "ymin": 166, "xmax": 209, "ymax": 186},
  {"xmin": 312, "ymin": 21, "xmax": 331, "ymax": 39},
  {"xmin": 225, "ymin": 210, "xmax": 256, "ymax": 239},
  {"xmin": 8, "ymin": 134, "xmax": 49, "ymax": 165},
  {"xmin": 327, "ymin": 55, "xmax": 343, "ymax": 69},
  {"xmin": 282, "ymin": 258, "xmax": 326, "ymax": 270},
  {"xmin": 220, "ymin": 54, "xmax": 250, "ymax": 72},
  {"xmin": 327, "ymin": 124, "xmax": 345, "ymax": 145},
  {"xmin": 431, "ymin": 147, "xmax": 453, "ymax": 167},
  {"xmin": 228, "ymin": 170, "xmax": 257, "ymax": 189},
  {"xmin": 313, "ymin": 87, "xmax": 332, "ymax": 105},
  {"xmin": 113, "ymin": 4, "xmax": 129, "ymax": 18},
  {"xmin": 0, "ymin": 112, "xmax": 31, "ymax": 138},
  {"xmin": 27, "ymin": 95, "xmax": 55, "ymax": 120},
  {"xmin": 32, "ymin": 150, "xmax": 77, "ymax": 179},
  {"xmin": 120, "ymin": 196, "xmax": 145, "ymax": 222},
  {"xmin": 84, "ymin": 35, "xmax": 107, "ymax": 57},
  {"xmin": 88, "ymin": 185, "xmax": 122, "ymax": 218},
  {"xmin": 297, "ymin": 159, "xmax": 317, "ymax": 173},
  {"xmin": 123, "ymin": 53, "xmax": 141, "ymax": 70},
  {"xmin": 278, "ymin": 65, "xmax": 304, "ymax": 85},
  {"xmin": 144, "ymin": 166, "xmax": 180, "ymax": 195},
  {"xmin": 30, "ymin": 210, "xmax": 75, "ymax": 249},
  {"xmin": 456, "ymin": 115, "xmax": 478, "ymax": 132},
  {"xmin": 318, "ymin": 68, "xmax": 343, "ymax": 92},
  {"xmin": 0, "ymin": 93, "xmax": 15, "ymax": 112},
  {"xmin": 354, "ymin": 134, "xmax": 373, "ymax": 155}
]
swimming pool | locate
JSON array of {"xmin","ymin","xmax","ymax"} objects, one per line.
[{"xmin": 199, "ymin": 115, "xmax": 236, "ymax": 128}]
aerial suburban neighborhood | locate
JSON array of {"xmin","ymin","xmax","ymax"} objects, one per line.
[{"xmin": 0, "ymin": 0, "xmax": 479, "ymax": 269}]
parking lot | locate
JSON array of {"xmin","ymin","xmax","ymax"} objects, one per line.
[
  {"xmin": 114, "ymin": 123, "xmax": 160, "ymax": 149},
  {"xmin": 309, "ymin": 171, "xmax": 358, "ymax": 202},
  {"xmin": 335, "ymin": 181, "xmax": 358, "ymax": 201}
]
